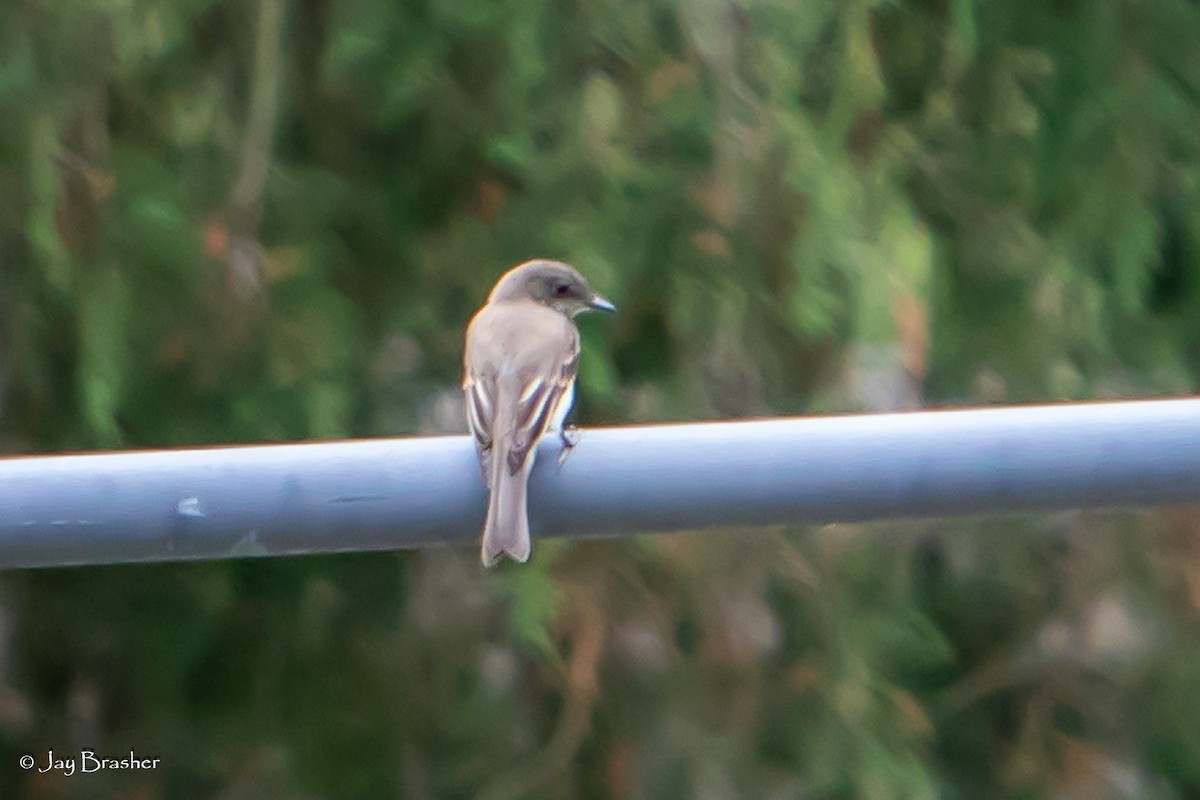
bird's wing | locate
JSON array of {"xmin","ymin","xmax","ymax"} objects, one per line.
[
  {"xmin": 463, "ymin": 370, "xmax": 497, "ymax": 487},
  {"xmin": 506, "ymin": 334, "xmax": 579, "ymax": 475}
]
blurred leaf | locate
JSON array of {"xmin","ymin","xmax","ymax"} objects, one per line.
[
  {"xmin": 501, "ymin": 564, "xmax": 561, "ymax": 658},
  {"xmin": 77, "ymin": 268, "xmax": 129, "ymax": 445}
]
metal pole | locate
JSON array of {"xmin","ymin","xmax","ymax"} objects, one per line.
[{"xmin": 0, "ymin": 398, "xmax": 1197, "ymax": 569}]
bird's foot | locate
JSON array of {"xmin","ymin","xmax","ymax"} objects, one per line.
[{"xmin": 557, "ymin": 426, "xmax": 580, "ymax": 467}]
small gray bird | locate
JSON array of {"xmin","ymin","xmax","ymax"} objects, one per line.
[{"xmin": 463, "ymin": 260, "xmax": 616, "ymax": 566}]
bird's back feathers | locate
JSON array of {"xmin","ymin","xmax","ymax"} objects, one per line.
[{"xmin": 463, "ymin": 300, "xmax": 580, "ymax": 565}]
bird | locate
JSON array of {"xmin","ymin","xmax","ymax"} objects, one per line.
[{"xmin": 463, "ymin": 259, "xmax": 616, "ymax": 566}]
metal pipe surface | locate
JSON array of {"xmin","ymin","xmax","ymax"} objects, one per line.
[{"xmin": 0, "ymin": 398, "xmax": 1197, "ymax": 568}]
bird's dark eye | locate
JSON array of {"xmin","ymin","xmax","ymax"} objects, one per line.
[{"xmin": 554, "ymin": 283, "xmax": 571, "ymax": 297}]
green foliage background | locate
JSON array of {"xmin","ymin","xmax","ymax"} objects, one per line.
[{"xmin": 1, "ymin": 0, "xmax": 1199, "ymax": 797}]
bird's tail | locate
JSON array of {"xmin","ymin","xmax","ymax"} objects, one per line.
[{"xmin": 481, "ymin": 446, "xmax": 532, "ymax": 567}]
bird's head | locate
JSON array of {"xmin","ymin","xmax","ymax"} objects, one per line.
[{"xmin": 489, "ymin": 260, "xmax": 616, "ymax": 317}]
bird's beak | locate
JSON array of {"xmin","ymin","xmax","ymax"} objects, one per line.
[{"xmin": 589, "ymin": 293, "xmax": 617, "ymax": 313}]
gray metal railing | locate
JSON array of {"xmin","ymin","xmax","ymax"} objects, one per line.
[{"xmin": 0, "ymin": 398, "xmax": 1197, "ymax": 568}]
